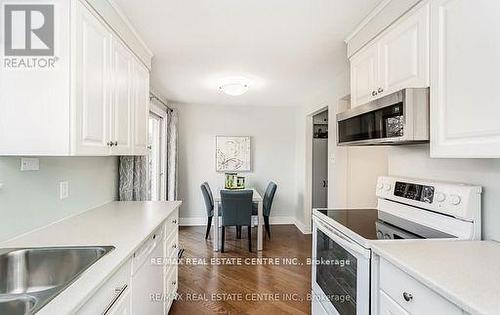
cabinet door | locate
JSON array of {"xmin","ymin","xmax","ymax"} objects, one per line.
[
  {"xmin": 350, "ymin": 44, "xmax": 377, "ymax": 108},
  {"xmin": 108, "ymin": 289, "xmax": 131, "ymax": 315},
  {"xmin": 73, "ymin": 1, "xmax": 111, "ymax": 155},
  {"xmin": 378, "ymin": 2, "xmax": 429, "ymax": 96},
  {"xmin": 133, "ymin": 62, "xmax": 150, "ymax": 155},
  {"xmin": 430, "ymin": 0, "xmax": 500, "ymax": 158},
  {"xmin": 379, "ymin": 290, "xmax": 410, "ymax": 315},
  {"xmin": 110, "ymin": 39, "xmax": 133, "ymax": 155}
]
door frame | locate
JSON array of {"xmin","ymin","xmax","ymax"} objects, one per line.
[
  {"xmin": 149, "ymin": 101, "xmax": 168, "ymax": 201},
  {"xmin": 304, "ymin": 105, "xmax": 329, "ymax": 233}
]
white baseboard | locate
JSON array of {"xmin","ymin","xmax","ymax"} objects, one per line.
[
  {"xmin": 294, "ymin": 219, "xmax": 312, "ymax": 234},
  {"xmin": 180, "ymin": 215, "xmax": 312, "ymax": 235},
  {"xmin": 179, "ymin": 216, "xmax": 295, "ymax": 226}
]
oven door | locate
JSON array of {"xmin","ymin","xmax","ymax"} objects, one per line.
[{"xmin": 312, "ymin": 218, "xmax": 371, "ymax": 315}]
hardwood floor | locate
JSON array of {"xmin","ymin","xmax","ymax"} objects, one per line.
[{"xmin": 170, "ymin": 225, "xmax": 312, "ymax": 314}]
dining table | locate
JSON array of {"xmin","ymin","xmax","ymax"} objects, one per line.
[{"xmin": 212, "ymin": 188, "xmax": 264, "ymax": 251}]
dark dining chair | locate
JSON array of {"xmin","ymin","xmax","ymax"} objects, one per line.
[
  {"xmin": 252, "ymin": 182, "xmax": 277, "ymax": 239},
  {"xmin": 201, "ymin": 182, "xmax": 221, "ymax": 239},
  {"xmin": 220, "ymin": 190, "xmax": 253, "ymax": 252}
]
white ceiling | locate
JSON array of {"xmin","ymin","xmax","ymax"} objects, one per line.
[{"xmin": 113, "ymin": 0, "xmax": 382, "ymax": 107}]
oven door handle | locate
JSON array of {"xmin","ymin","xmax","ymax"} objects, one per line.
[{"xmin": 315, "ymin": 219, "xmax": 371, "ymax": 259}]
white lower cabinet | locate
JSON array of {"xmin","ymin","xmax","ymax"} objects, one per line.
[
  {"xmin": 379, "ymin": 290, "xmax": 409, "ymax": 315},
  {"xmin": 77, "ymin": 259, "xmax": 131, "ymax": 314},
  {"xmin": 130, "ymin": 226, "xmax": 165, "ymax": 315},
  {"xmin": 77, "ymin": 211, "xmax": 179, "ymax": 315},
  {"xmin": 375, "ymin": 257, "xmax": 465, "ymax": 315}
]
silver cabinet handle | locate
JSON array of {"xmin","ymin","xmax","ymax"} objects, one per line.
[
  {"xmin": 378, "ymin": 87, "xmax": 384, "ymax": 93},
  {"xmin": 102, "ymin": 284, "xmax": 128, "ymax": 315},
  {"xmin": 402, "ymin": 292, "xmax": 413, "ymax": 302},
  {"xmin": 372, "ymin": 91, "xmax": 378, "ymax": 96}
]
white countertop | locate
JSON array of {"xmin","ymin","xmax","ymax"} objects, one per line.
[
  {"xmin": 371, "ymin": 240, "xmax": 500, "ymax": 315},
  {"xmin": 0, "ymin": 201, "xmax": 181, "ymax": 315}
]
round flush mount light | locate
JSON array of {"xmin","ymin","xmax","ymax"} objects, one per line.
[{"xmin": 218, "ymin": 77, "xmax": 250, "ymax": 96}]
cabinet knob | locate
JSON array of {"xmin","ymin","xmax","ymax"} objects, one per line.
[
  {"xmin": 372, "ymin": 91, "xmax": 378, "ymax": 96},
  {"xmin": 402, "ymin": 292, "xmax": 413, "ymax": 302},
  {"xmin": 172, "ymin": 219, "xmax": 177, "ymax": 224},
  {"xmin": 378, "ymin": 87, "xmax": 384, "ymax": 93},
  {"xmin": 114, "ymin": 141, "xmax": 118, "ymax": 146},
  {"xmin": 171, "ymin": 281, "xmax": 177, "ymax": 286},
  {"xmin": 172, "ymin": 244, "xmax": 177, "ymax": 249},
  {"xmin": 107, "ymin": 141, "xmax": 113, "ymax": 146}
]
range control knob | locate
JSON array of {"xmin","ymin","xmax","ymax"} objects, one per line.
[
  {"xmin": 377, "ymin": 183, "xmax": 384, "ymax": 190},
  {"xmin": 450, "ymin": 195, "xmax": 462, "ymax": 205},
  {"xmin": 376, "ymin": 231, "xmax": 384, "ymax": 239},
  {"xmin": 384, "ymin": 233, "xmax": 392, "ymax": 239},
  {"xmin": 435, "ymin": 192, "xmax": 446, "ymax": 202},
  {"xmin": 383, "ymin": 184, "xmax": 392, "ymax": 192}
]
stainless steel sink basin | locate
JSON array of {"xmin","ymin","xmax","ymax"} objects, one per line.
[{"xmin": 0, "ymin": 246, "xmax": 114, "ymax": 314}]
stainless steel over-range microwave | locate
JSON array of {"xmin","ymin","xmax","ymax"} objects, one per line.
[{"xmin": 337, "ymin": 88, "xmax": 429, "ymax": 146}]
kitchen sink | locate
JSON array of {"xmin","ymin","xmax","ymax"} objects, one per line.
[{"xmin": 0, "ymin": 246, "xmax": 114, "ymax": 314}]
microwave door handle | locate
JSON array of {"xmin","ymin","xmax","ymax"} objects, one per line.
[{"xmin": 316, "ymin": 220, "xmax": 371, "ymax": 259}]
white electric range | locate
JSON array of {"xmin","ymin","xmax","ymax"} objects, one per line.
[{"xmin": 311, "ymin": 176, "xmax": 482, "ymax": 315}]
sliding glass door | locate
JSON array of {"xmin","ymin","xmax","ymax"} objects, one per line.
[{"xmin": 148, "ymin": 103, "xmax": 168, "ymax": 201}]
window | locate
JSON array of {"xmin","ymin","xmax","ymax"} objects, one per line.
[{"xmin": 148, "ymin": 102, "xmax": 168, "ymax": 201}]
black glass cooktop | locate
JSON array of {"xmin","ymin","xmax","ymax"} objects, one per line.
[
  {"xmin": 315, "ymin": 208, "xmax": 455, "ymax": 240},
  {"xmin": 316, "ymin": 209, "xmax": 381, "ymax": 240}
]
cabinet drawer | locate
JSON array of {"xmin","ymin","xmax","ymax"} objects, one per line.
[
  {"xmin": 379, "ymin": 258, "xmax": 462, "ymax": 315},
  {"xmin": 164, "ymin": 264, "xmax": 178, "ymax": 312},
  {"xmin": 165, "ymin": 228, "xmax": 179, "ymax": 260},
  {"xmin": 77, "ymin": 259, "xmax": 131, "ymax": 314},
  {"xmin": 165, "ymin": 208, "xmax": 179, "ymax": 239}
]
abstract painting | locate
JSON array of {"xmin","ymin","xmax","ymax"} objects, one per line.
[{"xmin": 216, "ymin": 136, "xmax": 251, "ymax": 172}]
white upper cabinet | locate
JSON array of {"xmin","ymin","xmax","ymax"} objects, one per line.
[
  {"xmin": 349, "ymin": 2, "xmax": 430, "ymax": 108},
  {"xmin": 378, "ymin": 2, "xmax": 429, "ymax": 95},
  {"xmin": 350, "ymin": 45, "xmax": 377, "ymax": 107},
  {"xmin": 0, "ymin": 0, "xmax": 151, "ymax": 156},
  {"xmin": 110, "ymin": 38, "xmax": 134, "ymax": 155},
  {"xmin": 430, "ymin": 0, "xmax": 500, "ymax": 158},
  {"xmin": 73, "ymin": 0, "xmax": 112, "ymax": 155},
  {"xmin": 133, "ymin": 62, "xmax": 150, "ymax": 155}
]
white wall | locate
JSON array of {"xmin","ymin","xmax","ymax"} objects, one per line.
[
  {"xmin": 176, "ymin": 103, "xmax": 303, "ymax": 224},
  {"xmin": 0, "ymin": 157, "xmax": 118, "ymax": 242},
  {"xmin": 388, "ymin": 145, "xmax": 500, "ymax": 241}
]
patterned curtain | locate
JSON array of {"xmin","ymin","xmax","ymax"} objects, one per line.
[
  {"xmin": 119, "ymin": 156, "xmax": 149, "ymax": 201},
  {"xmin": 166, "ymin": 109, "xmax": 178, "ymax": 200}
]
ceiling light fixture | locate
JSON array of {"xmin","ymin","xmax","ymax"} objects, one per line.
[{"xmin": 218, "ymin": 77, "xmax": 250, "ymax": 96}]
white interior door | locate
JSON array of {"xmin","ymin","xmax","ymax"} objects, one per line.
[{"xmin": 312, "ymin": 138, "xmax": 328, "ymax": 208}]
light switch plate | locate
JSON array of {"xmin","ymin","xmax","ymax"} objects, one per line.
[
  {"xmin": 59, "ymin": 181, "xmax": 69, "ymax": 200},
  {"xmin": 20, "ymin": 158, "xmax": 40, "ymax": 171}
]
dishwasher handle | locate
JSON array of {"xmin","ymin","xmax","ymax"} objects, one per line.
[{"xmin": 102, "ymin": 283, "xmax": 128, "ymax": 315}]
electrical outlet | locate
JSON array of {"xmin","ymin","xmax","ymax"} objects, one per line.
[
  {"xmin": 20, "ymin": 158, "xmax": 39, "ymax": 171},
  {"xmin": 59, "ymin": 181, "xmax": 69, "ymax": 200}
]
